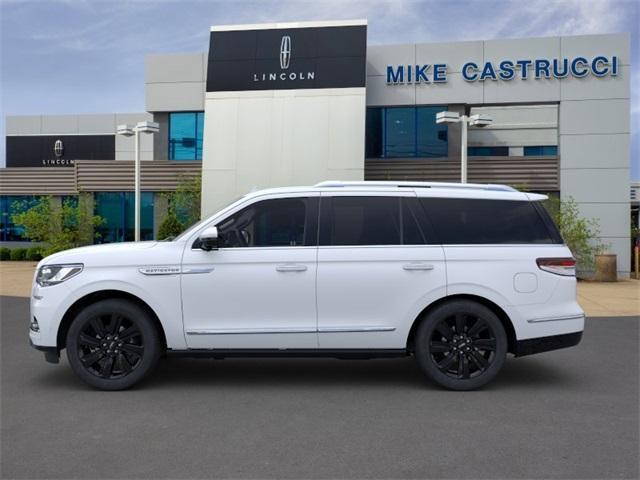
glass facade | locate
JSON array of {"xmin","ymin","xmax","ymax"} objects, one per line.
[
  {"xmin": 468, "ymin": 146, "xmax": 510, "ymax": 156},
  {"xmin": 524, "ymin": 145, "xmax": 558, "ymax": 156},
  {"xmin": 94, "ymin": 192, "xmax": 154, "ymax": 243},
  {"xmin": 0, "ymin": 196, "xmax": 38, "ymax": 241},
  {"xmin": 366, "ymin": 106, "xmax": 448, "ymax": 158},
  {"xmin": 168, "ymin": 112, "xmax": 204, "ymax": 160}
]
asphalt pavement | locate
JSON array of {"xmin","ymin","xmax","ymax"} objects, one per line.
[{"xmin": 1, "ymin": 295, "xmax": 638, "ymax": 479}]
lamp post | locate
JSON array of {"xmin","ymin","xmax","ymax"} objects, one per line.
[
  {"xmin": 116, "ymin": 121, "xmax": 159, "ymax": 241},
  {"xmin": 436, "ymin": 111, "xmax": 492, "ymax": 183}
]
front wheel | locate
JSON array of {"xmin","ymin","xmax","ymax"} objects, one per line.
[
  {"xmin": 414, "ymin": 300, "xmax": 508, "ymax": 390},
  {"xmin": 66, "ymin": 299, "xmax": 161, "ymax": 390}
]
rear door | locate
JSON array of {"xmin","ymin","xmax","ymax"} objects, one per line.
[{"xmin": 316, "ymin": 192, "xmax": 446, "ymax": 349}]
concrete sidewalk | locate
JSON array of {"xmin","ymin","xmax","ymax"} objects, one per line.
[{"xmin": 1, "ymin": 261, "xmax": 638, "ymax": 317}]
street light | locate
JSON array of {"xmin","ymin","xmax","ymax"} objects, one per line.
[
  {"xmin": 116, "ymin": 121, "xmax": 159, "ymax": 241},
  {"xmin": 436, "ymin": 111, "xmax": 492, "ymax": 183}
]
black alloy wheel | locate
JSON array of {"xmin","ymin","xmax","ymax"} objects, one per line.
[
  {"xmin": 429, "ymin": 313, "xmax": 496, "ymax": 380},
  {"xmin": 415, "ymin": 300, "xmax": 507, "ymax": 390},
  {"xmin": 66, "ymin": 299, "xmax": 161, "ymax": 390},
  {"xmin": 77, "ymin": 313, "xmax": 145, "ymax": 379}
]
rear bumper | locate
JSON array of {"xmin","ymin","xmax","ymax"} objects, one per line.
[{"xmin": 514, "ymin": 331, "xmax": 582, "ymax": 357}]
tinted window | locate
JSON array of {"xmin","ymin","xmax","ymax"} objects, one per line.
[
  {"xmin": 365, "ymin": 106, "xmax": 448, "ymax": 159},
  {"xmin": 402, "ymin": 198, "xmax": 427, "ymax": 245},
  {"xmin": 524, "ymin": 145, "xmax": 558, "ymax": 156},
  {"xmin": 321, "ymin": 197, "xmax": 407, "ymax": 246},
  {"xmin": 217, "ymin": 198, "xmax": 316, "ymax": 248},
  {"xmin": 419, "ymin": 198, "xmax": 556, "ymax": 244},
  {"xmin": 467, "ymin": 146, "xmax": 509, "ymax": 156},
  {"xmin": 169, "ymin": 112, "xmax": 204, "ymax": 160}
]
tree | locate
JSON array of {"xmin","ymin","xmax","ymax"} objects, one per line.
[
  {"xmin": 543, "ymin": 196, "xmax": 606, "ymax": 274},
  {"xmin": 169, "ymin": 174, "xmax": 201, "ymax": 228},
  {"xmin": 11, "ymin": 196, "xmax": 104, "ymax": 256},
  {"xmin": 157, "ymin": 211, "xmax": 184, "ymax": 240}
]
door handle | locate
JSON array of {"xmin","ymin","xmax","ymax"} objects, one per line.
[
  {"xmin": 276, "ymin": 264, "xmax": 308, "ymax": 272},
  {"xmin": 403, "ymin": 263, "xmax": 434, "ymax": 271}
]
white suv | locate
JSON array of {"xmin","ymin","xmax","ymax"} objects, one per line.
[{"xmin": 30, "ymin": 181, "xmax": 584, "ymax": 391}]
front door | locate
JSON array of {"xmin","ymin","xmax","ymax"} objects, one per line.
[{"xmin": 181, "ymin": 194, "xmax": 319, "ymax": 349}]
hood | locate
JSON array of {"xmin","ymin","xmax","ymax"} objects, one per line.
[{"xmin": 38, "ymin": 241, "xmax": 169, "ymax": 268}]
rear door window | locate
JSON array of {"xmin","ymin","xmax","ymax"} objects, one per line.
[
  {"xmin": 320, "ymin": 196, "xmax": 401, "ymax": 246},
  {"xmin": 419, "ymin": 197, "xmax": 558, "ymax": 244}
]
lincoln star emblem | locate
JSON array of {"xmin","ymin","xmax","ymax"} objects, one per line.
[
  {"xmin": 54, "ymin": 139, "xmax": 64, "ymax": 158},
  {"xmin": 280, "ymin": 35, "xmax": 291, "ymax": 70}
]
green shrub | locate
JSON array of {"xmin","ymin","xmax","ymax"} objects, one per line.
[
  {"xmin": 26, "ymin": 246, "xmax": 43, "ymax": 261},
  {"xmin": 543, "ymin": 196, "xmax": 605, "ymax": 274},
  {"xmin": 10, "ymin": 248, "xmax": 27, "ymax": 261},
  {"xmin": 157, "ymin": 212, "xmax": 185, "ymax": 240},
  {"xmin": 0, "ymin": 247, "xmax": 10, "ymax": 261},
  {"xmin": 11, "ymin": 195, "xmax": 104, "ymax": 256}
]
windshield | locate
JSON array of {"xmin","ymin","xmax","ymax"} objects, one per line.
[{"xmin": 173, "ymin": 194, "xmax": 247, "ymax": 242}]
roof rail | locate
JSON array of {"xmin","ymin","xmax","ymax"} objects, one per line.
[{"xmin": 313, "ymin": 180, "xmax": 518, "ymax": 192}]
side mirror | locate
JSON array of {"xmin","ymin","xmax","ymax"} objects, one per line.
[{"xmin": 198, "ymin": 226, "xmax": 219, "ymax": 251}]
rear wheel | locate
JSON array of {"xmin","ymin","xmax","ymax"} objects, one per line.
[
  {"xmin": 66, "ymin": 299, "xmax": 161, "ymax": 390},
  {"xmin": 415, "ymin": 300, "xmax": 507, "ymax": 390}
]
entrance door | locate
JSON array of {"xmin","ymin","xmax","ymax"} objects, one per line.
[{"xmin": 181, "ymin": 193, "xmax": 319, "ymax": 349}]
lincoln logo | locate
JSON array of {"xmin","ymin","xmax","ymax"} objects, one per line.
[
  {"xmin": 280, "ymin": 35, "xmax": 291, "ymax": 69},
  {"xmin": 252, "ymin": 33, "xmax": 314, "ymax": 83},
  {"xmin": 53, "ymin": 139, "xmax": 64, "ymax": 158}
]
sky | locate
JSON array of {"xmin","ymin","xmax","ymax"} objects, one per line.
[{"xmin": 1, "ymin": 0, "xmax": 638, "ymax": 178}]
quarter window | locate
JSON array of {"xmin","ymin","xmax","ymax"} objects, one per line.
[
  {"xmin": 217, "ymin": 198, "xmax": 316, "ymax": 248},
  {"xmin": 419, "ymin": 198, "xmax": 557, "ymax": 244}
]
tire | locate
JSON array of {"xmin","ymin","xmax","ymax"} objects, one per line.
[
  {"xmin": 414, "ymin": 300, "xmax": 508, "ymax": 391},
  {"xmin": 66, "ymin": 299, "xmax": 161, "ymax": 391}
]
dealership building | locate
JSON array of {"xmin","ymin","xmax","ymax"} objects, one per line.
[{"xmin": 0, "ymin": 21, "xmax": 633, "ymax": 276}]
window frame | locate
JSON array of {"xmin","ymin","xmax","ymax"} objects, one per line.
[
  {"xmin": 192, "ymin": 195, "xmax": 320, "ymax": 250},
  {"xmin": 168, "ymin": 111, "xmax": 204, "ymax": 161},
  {"xmin": 365, "ymin": 106, "xmax": 449, "ymax": 159}
]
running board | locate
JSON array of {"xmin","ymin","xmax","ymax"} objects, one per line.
[{"xmin": 165, "ymin": 348, "xmax": 408, "ymax": 360}]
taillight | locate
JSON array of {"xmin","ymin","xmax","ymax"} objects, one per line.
[{"xmin": 536, "ymin": 257, "xmax": 576, "ymax": 276}]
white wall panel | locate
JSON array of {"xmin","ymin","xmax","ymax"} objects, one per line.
[
  {"xmin": 483, "ymin": 77, "xmax": 561, "ymax": 103},
  {"xmin": 145, "ymin": 53, "xmax": 205, "ymax": 83},
  {"xmin": 202, "ymin": 88, "xmax": 365, "ymax": 214},
  {"xmin": 561, "ymin": 66, "xmax": 630, "ymax": 101},
  {"xmin": 468, "ymin": 128, "xmax": 557, "ymax": 146},
  {"xmin": 366, "ymin": 44, "xmax": 414, "ymax": 77},
  {"xmin": 484, "ymin": 36, "xmax": 561, "ymax": 64},
  {"xmin": 6, "ymin": 116, "xmax": 42, "ymax": 135},
  {"xmin": 574, "ymin": 202, "xmax": 630, "ymax": 238},
  {"xmin": 560, "ymin": 168, "xmax": 629, "ymax": 203},
  {"xmin": 41, "ymin": 115, "xmax": 78, "ymax": 134},
  {"xmin": 560, "ymin": 134, "xmax": 629, "ymax": 169},
  {"xmin": 415, "ymin": 73, "xmax": 483, "ymax": 105},
  {"xmin": 366, "ymin": 75, "xmax": 415, "ymax": 106},
  {"xmin": 145, "ymin": 82, "xmax": 205, "ymax": 112},
  {"xmin": 78, "ymin": 115, "xmax": 115, "ymax": 134},
  {"xmin": 560, "ymin": 99, "xmax": 630, "ymax": 135},
  {"xmin": 415, "ymin": 41, "xmax": 483, "ymax": 73},
  {"xmin": 560, "ymin": 33, "xmax": 630, "ymax": 65}
]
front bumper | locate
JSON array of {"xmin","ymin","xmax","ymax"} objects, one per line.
[
  {"xmin": 514, "ymin": 331, "xmax": 583, "ymax": 357},
  {"xmin": 29, "ymin": 340, "xmax": 60, "ymax": 364}
]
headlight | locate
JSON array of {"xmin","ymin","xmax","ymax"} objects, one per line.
[{"xmin": 36, "ymin": 264, "xmax": 83, "ymax": 287}]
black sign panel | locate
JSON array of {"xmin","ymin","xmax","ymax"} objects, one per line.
[
  {"xmin": 6, "ymin": 135, "xmax": 115, "ymax": 168},
  {"xmin": 207, "ymin": 25, "xmax": 367, "ymax": 92}
]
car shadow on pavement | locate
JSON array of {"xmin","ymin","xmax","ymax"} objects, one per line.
[{"xmin": 28, "ymin": 354, "xmax": 580, "ymax": 392}]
